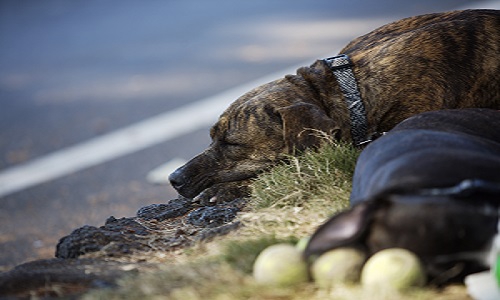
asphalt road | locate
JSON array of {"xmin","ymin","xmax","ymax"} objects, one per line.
[{"xmin": 0, "ymin": 0, "xmax": 490, "ymax": 269}]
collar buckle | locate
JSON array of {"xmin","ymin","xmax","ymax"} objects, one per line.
[{"xmin": 324, "ymin": 54, "xmax": 353, "ymax": 70}]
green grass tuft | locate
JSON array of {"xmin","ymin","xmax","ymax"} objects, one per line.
[{"xmin": 251, "ymin": 141, "xmax": 360, "ymax": 210}]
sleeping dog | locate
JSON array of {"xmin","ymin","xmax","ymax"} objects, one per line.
[
  {"xmin": 305, "ymin": 108, "xmax": 500, "ymax": 283},
  {"xmin": 169, "ymin": 10, "xmax": 500, "ymax": 204}
]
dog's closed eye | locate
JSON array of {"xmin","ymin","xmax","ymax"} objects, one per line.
[
  {"xmin": 218, "ymin": 134, "xmax": 244, "ymax": 147},
  {"xmin": 220, "ymin": 140, "xmax": 242, "ymax": 148},
  {"xmin": 217, "ymin": 139, "xmax": 250, "ymax": 159}
]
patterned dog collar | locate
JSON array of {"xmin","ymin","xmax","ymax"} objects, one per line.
[{"xmin": 323, "ymin": 54, "xmax": 369, "ymax": 146}]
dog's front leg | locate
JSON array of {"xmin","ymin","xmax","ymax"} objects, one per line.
[{"xmin": 193, "ymin": 180, "xmax": 253, "ymax": 205}]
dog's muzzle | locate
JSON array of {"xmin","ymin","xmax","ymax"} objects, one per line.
[{"xmin": 169, "ymin": 167, "xmax": 190, "ymax": 195}]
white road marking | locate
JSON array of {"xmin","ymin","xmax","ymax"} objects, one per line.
[
  {"xmin": 146, "ymin": 157, "xmax": 187, "ymax": 185},
  {"xmin": 0, "ymin": 65, "xmax": 304, "ymax": 198}
]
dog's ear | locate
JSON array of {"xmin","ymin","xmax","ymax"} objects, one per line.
[
  {"xmin": 304, "ymin": 200, "xmax": 376, "ymax": 260},
  {"xmin": 277, "ymin": 102, "xmax": 339, "ymax": 154}
]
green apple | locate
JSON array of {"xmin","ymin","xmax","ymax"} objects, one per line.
[
  {"xmin": 361, "ymin": 248, "xmax": 426, "ymax": 291},
  {"xmin": 311, "ymin": 247, "xmax": 366, "ymax": 289},
  {"xmin": 253, "ymin": 243, "xmax": 308, "ymax": 286}
]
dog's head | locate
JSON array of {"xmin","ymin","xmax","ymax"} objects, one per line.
[
  {"xmin": 305, "ymin": 191, "xmax": 499, "ymax": 283},
  {"xmin": 169, "ymin": 78, "xmax": 340, "ymax": 204}
]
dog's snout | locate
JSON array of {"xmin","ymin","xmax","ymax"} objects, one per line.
[{"xmin": 169, "ymin": 167, "xmax": 186, "ymax": 190}]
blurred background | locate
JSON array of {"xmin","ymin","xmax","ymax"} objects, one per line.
[{"xmin": 0, "ymin": 0, "xmax": 494, "ymax": 269}]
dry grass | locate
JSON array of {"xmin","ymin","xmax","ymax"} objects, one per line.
[
  {"xmin": 84, "ymin": 256, "xmax": 468, "ymax": 300},
  {"xmin": 251, "ymin": 141, "xmax": 358, "ymax": 210},
  {"xmin": 83, "ymin": 141, "xmax": 470, "ymax": 300}
]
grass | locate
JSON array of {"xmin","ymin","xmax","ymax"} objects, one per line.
[
  {"xmin": 251, "ymin": 141, "xmax": 358, "ymax": 210},
  {"xmin": 82, "ymin": 141, "xmax": 469, "ymax": 300}
]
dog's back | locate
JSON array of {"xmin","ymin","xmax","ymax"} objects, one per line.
[{"xmin": 344, "ymin": 10, "xmax": 500, "ymax": 131}]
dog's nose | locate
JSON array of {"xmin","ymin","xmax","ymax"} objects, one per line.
[{"xmin": 168, "ymin": 168, "xmax": 186, "ymax": 190}]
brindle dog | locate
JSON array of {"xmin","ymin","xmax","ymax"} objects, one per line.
[{"xmin": 169, "ymin": 10, "xmax": 500, "ymax": 204}]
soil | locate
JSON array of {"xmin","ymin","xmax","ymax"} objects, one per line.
[{"xmin": 0, "ymin": 197, "xmax": 246, "ymax": 298}]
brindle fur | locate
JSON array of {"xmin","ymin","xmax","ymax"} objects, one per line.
[{"xmin": 169, "ymin": 10, "xmax": 500, "ymax": 204}]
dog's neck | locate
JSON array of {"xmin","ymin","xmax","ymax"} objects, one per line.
[
  {"xmin": 294, "ymin": 59, "xmax": 377, "ymax": 146},
  {"xmin": 323, "ymin": 55, "xmax": 370, "ymax": 146}
]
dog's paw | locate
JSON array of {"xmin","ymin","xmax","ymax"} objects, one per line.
[{"xmin": 193, "ymin": 181, "xmax": 251, "ymax": 205}]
